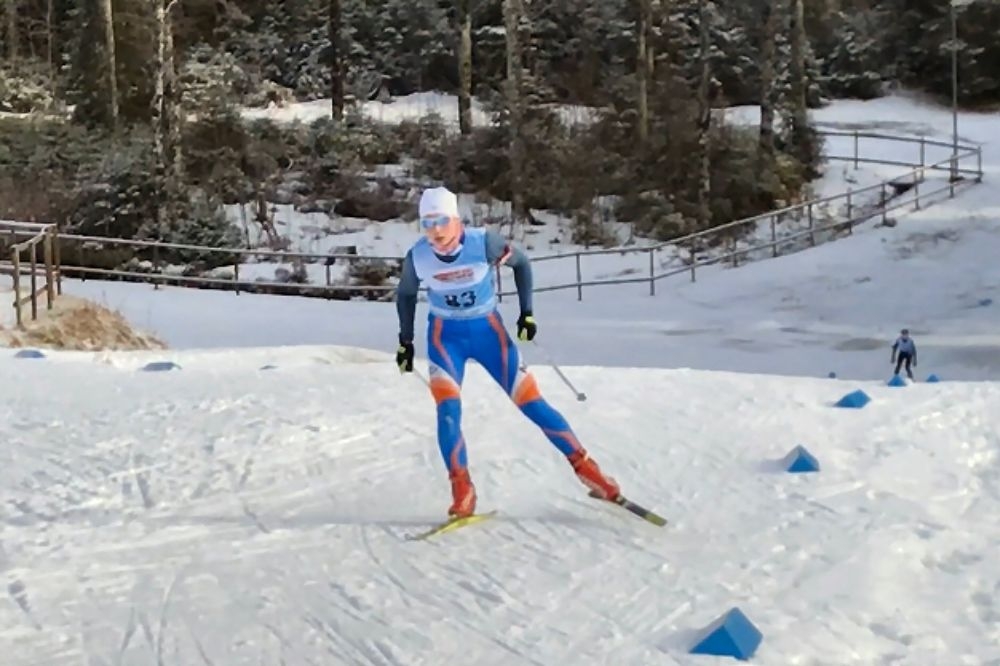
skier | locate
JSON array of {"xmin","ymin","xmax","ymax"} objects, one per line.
[
  {"xmin": 891, "ymin": 328, "xmax": 917, "ymax": 379},
  {"xmin": 394, "ymin": 186, "xmax": 620, "ymax": 518}
]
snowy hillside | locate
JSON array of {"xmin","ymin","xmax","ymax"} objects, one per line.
[
  {"xmin": 220, "ymin": 91, "xmax": 992, "ymax": 296},
  {"xmin": 2, "ymin": 346, "xmax": 998, "ymax": 665}
]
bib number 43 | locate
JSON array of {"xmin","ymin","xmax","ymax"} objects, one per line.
[{"xmin": 444, "ymin": 290, "xmax": 476, "ymax": 308}]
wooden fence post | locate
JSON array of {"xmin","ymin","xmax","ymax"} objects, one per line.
[
  {"xmin": 12, "ymin": 249, "xmax": 22, "ymax": 329},
  {"xmin": 54, "ymin": 224, "xmax": 63, "ymax": 295},
  {"xmin": 30, "ymin": 241, "xmax": 38, "ymax": 320},
  {"xmin": 44, "ymin": 231, "xmax": 55, "ymax": 310}
]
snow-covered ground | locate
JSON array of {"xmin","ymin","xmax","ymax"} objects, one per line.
[{"xmin": 2, "ymin": 346, "xmax": 999, "ymax": 665}]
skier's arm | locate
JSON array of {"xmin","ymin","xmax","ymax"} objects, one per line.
[
  {"xmin": 485, "ymin": 229, "xmax": 533, "ymax": 315},
  {"xmin": 891, "ymin": 339, "xmax": 898, "ymax": 362},
  {"xmin": 396, "ymin": 249, "xmax": 420, "ymax": 343},
  {"xmin": 912, "ymin": 341, "xmax": 917, "ymax": 365}
]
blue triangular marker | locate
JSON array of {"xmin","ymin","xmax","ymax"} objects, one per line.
[
  {"xmin": 690, "ymin": 607, "xmax": 763, "ymax": 661},
  {"xmin": 782, "ymin": 445, "xmax": 820, "ymax": 473}
]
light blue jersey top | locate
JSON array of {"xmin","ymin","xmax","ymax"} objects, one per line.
[
  {"xmin": 410, "ymin": 228, "xmax": 498, "ymax": 318},
  {"xmin": 395, "ymin": 228, "xmax": 532, "ymax": 342},
  {"xmin": 893, "ymin": 336, "xmax": 916, "ymax": 355}
]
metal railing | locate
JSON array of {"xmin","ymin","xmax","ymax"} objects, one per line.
[
  {"xmin": 0, "ymin": 221, "xmax": 62, "ymax": 327},
  {"xmin": 496, "ymin": 132, "xmax": 983, "ymax": 300},
  {"xmin": 49, "ymin": 130, "xmax": 983, "ymax": 301}
]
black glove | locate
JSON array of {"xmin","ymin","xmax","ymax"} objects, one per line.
[
  {"xmin": 517, "ymin": 312, "xmax": 536, "ymax": 342},
  {"xmin": 396, "ymin": 339, "xmax": 414, "ymax": 373}
]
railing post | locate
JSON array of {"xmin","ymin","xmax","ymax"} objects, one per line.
[
  {"xmin": 919, "ymin": 137, "xmax": 925, "ymax": 168},
  {"xmin": 689, "ymin": 242, "xmax": 696, "ymax": 282},
  {"xmin": 30, "ymin": 242, "xmax": 38, "ymax": 321},
  {"xmin": 977, "ymin": 148, "xmax": 983, "ymax": 182},
  {"xmin": 881, "ymin": 182, "xmax": 887, "ymax": 225},
  {"xmin": 575, "ymin": 253, "xmax": 582, "ymax": 301},
  {"xmin": 648, "ymin": 248, "xmax": 654, "ymax": 296},
  {"xmin": 12, "ymin": 249, "xmax": 22, "ymax": 329},
  {"xmin": 853, "ymin": 130, "xmax": 859, "ymax": 169},
  {"xmin": 153, "ymin": 243, "xmax": 161, "ymax": 290},
  {"xmin": 234, "ymin": 261, "xmax": 240, "ymax": 295},
  {"xmin": 730, "ymin": 235, "xmax": 737, "ymax": 267},
  {"xmin": 496, "ymin": 265, "xmax": 503, "ymax": 302},
  {"xmin": 770, "ymin": 215, "xmax": 777, "ymax": 257},
  {"xmin": 808, "ymin": 204, "xmax": 815, "ymax": 247},
  {"xmin": 44, "ymin": 231, "xmax": 55, "ymax": 310},
  {"xmin": 914, "ymin": 177, "xmax": 921, "ymax": 210},
  {"xmin": 54, "ymin": 223, "xmax": 63, "ymax": 295}
]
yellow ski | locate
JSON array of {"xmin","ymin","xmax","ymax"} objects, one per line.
[{"xmin": 406, "ymin": 511, "xmax": 498, "ymax": 541}]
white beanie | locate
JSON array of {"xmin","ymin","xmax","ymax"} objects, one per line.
[{"xmin": 419, "ymin": 186, "xmax": 460, "ymax": 219}]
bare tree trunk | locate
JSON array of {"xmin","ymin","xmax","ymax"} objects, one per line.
[
  {"xmin": 46, "ymin": 0, "xmax": 54, "ymax": 104},
  {"xmin": 649, "ymin": 0, "xmax": 661, "ymax": 78},
  {"xmin": 152, "ymin": 0, "xmax": 167, "ymax": 239},
  {"xmin": 98, "ymin": 0, "xmax": 117, "ymax": 130},
  {"xmin": 457, "ymin": 0, "xmax": 473, "ymax": 135},
  {"xmin": 152, "ymin": 0, "xmax": 183, "ymax": 238},
  {"xmin": 329, "ymin": 0, "xmax": 343, "ymax": 120},
  {"xmin": 758, "ymin": 0, "xmax": 778, "ymax": 168},
  {"xmin": 636, "ymin": 0, "xmax": 651, "ymax": 143},
  {"xmin": 164, "ymin": 1, "xmax": 182, "ymax": 184},
  {"xmin": 503, "ymin": 0, "xmax": 526, "ymax": 234},
  {"xmin": 696, "ymin": 0, "xmax": 712, "ymax": 230},
  {"xmin": 788, "ymin": 0, "xmax": 810, "ymax": 163},
  {"xmin": 5, "ymin": 0, "xmax": 18, "ymax": 61}
]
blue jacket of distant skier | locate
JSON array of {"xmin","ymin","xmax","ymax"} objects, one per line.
[{"xmin": 893, "ymin": 336, "xmax": 916, "ymax": 357}]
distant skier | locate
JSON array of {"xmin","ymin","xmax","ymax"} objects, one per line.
[
  {"xmin": 891, "ymin": 328, "xmax": 917, "ymax": 379},
  {"xmin": 394, "ymin": 186, "xmax": 620, "ymax": 518}
]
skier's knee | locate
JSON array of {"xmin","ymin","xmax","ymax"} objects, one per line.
[
  {"xmin": 509, "ymin": 368, "xmax": 542, "ymax": 407},
  {"xmin": 428, "ymin": 370, "xmax": 461, "ymax": 405}
]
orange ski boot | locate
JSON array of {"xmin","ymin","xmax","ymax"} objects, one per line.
[
  {"xmin": 448, "ymin": 468, "xmax": 477, "ymax": 518},
  {"xmin": 568, "ymin": 450, "xmax": 620, "ymax": 500}
]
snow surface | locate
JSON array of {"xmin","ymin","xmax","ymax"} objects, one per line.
[
  {"xmin": 2, "ymin": 93, "xmax": 999, "ymax": 664},
  {"xmin": 2, "ymin": 347, "xmax": 999, "ymax": 665}
]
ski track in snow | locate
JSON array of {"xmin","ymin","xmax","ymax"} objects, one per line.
[{"xmin": 1, "ymin": 352, "xmax": 998, "ymax": 665}]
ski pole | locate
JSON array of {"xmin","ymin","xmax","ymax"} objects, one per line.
[
  {"xmin": 410, "ymin": 366, "xmax": 454, "ymax": 427},
  {"xmin": 411, "ymin": 367, "xmax": 431, "ymax": 389},
  {"xmin": 530, "ymin": 340, "xmax": 587, "ymax": 401}
]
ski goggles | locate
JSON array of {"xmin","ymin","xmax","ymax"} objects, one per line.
[{"xmin": 420, "ymin": 214, "xmax": 453, "ymax": 230}]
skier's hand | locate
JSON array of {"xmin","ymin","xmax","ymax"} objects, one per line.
[
  {"xmin": 517, "ymin": 312, "xmax": 536, "ymax": 341},
  {"xmin": 396, "ymin": 340, "xmax": 414, "ymax": 373}
]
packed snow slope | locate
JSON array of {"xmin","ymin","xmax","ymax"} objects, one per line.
[{"xmin": 2, "ymin": 346, "xmax": 999, "ymax": 665}]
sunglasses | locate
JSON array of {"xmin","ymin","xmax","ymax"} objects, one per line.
[{"xmin": 420, "ymin": 214, "xmax": 453, "ymax": 230}]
